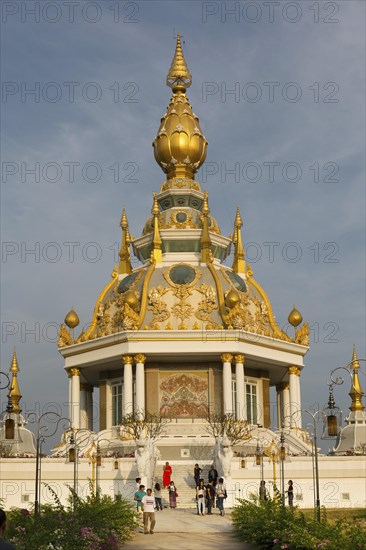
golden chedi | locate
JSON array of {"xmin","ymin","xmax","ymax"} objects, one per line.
[{"xmin": 153, "ymin": 34, "xmax": 207, "ymax": 180}]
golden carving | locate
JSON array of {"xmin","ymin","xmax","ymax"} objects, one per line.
[
  {"xmin": 58, "ymin": 324, "xmax": 72, "ymax": 347},
  {"xmin": 165, "ymin": 322, "xmax": 173, "ymax": 330},
  {"xmin": 134, "ymin": 354, "xmax": 146, "ymax": 364},
  {"xmin": 221, "ymin": 353, "xmax": 233, "ymax": 363},
  {"xmin": 288, "ymin": 366, "xmax": 301, "ymax": 376},
  {"xmin": 162, "ymin": 210, "xmax": 195, "ymax": 230},
  {"xmin": 234, "ymin": 354, "xmax": 245, "ymax": 364},
  {"xmin": 295, "ymin": 322, "xmax": 309, "ymax": 346},
  {"xmin": 123, "ymin": 355, "xmax": 133, "ymax": 365},
  {"xmin": 70, "ymin": 368, "xmax": 80, "ymax": 377},
  {"xmin": 148, "ymin": 285, "xmax": 170, "ymax": 325},
  {"xmin": 163, "ymin": 264, "xmax": 201, "ymax": 329},
  {"xmin": 65, "ymin": 308, "xmax": 80, "ymax": 329},
  {"xmin": 160, "ymin": 372, "xmax": 209, "ymax": 418},
  {"xmin": 195, "ymin": 283, "xmax": 220, "ymax": 329}
]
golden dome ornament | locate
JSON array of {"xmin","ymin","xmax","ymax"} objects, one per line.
[
  {"xmin": 225, "ymin": 289, "xmax": 240, "ymax": 309},
  {"xmin": 65, "ymin": 308, "xmax": 80, "ymax": 329},
  {"xmin": 288, "ymin": 305, "xmax": 303, "ymax": 327},
  {"xmin": 124, "ymin": 290, "xmax": 139, "ymax": 311}
]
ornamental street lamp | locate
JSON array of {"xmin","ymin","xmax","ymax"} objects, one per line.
[
  {"xmin": 27, "ymin": 411, "xmax": 71, "ymax": 517},
  {"xmin": 0, "ymin": 372, "xmax": 14, "ymax": 441},
  {"xmin": 279, "ymin": 428, "xmax": 286, "ymax": 505}
]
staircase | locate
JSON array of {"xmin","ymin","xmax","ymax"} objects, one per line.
[{"xmin": 154, "ymin": 462, "xmax": 212, "ymax": 509}]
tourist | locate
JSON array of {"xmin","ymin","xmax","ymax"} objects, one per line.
[
  {"xmin": 135, "ymin": 477, "xmax": 142, "ymax": 491},
  {"xmin": 287, "ymin": 480, "xmax": 294, "ymax": 508},
  {"xmin": 154, "ymin": 482, "xmax": 163, "ymax": 511},
  {"xmin": 216, "ymin": 477, "xmax": 227, "ymax": 516},
  {"xmin": 163, "ymin": 461, "xmax": 172, "ymax": 488},
  {"xmin": 141, "ymin": 488, "xmax": 156, "ymax": 535},
  {"xmin": 0, "ymin": 509, "xmax": 16, "ymax": 550},
  {"xmin": 208, "ymin": 464, "xmax": 218, "ymax": 487},
  {"xmin": 196, "ymin": 479, "xmax": 206, "ymax": 516},
  {"xmin": 134, "ymin": 484, "xmax": 146, "ymax": 514},
  {"xmin": 259, "ymin": 480, "xmax": 268, "ymax": 501},
  {"xmin": 206, "ymin": 480, "xmax": 215, "ymax": 514},
  {"xmin": 193, "ymin": 463, "xmax": 202, "ymax": 488},
  {"xmin": 168, "ymin": 480, "xmax": 178, "ymax": 509}
]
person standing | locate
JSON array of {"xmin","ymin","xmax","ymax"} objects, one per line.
[
  {"xmin": 196, "ymin": 479, "xmax": 206, "ymax": 516},
  {"xmin": 206, "ymin": 480, "xmax": 215, "ymax": 515},
  {"xmin": 141, "ymin": 488, "xmax": 156, "ymax": 535},
  {"xmin": 208, "ymin": 464, "xmax": 218, "ymax": 487},
  {"xmin": 134, "ymin": 484, "xmax": 146, "ymax": 514},
  {"xmin": 0, "ymin": 510, "xmax": 16, "ymax": 550},
  {"xmin": 193, "ymin": 463, "xmax": 202, "ymax": 488},
  {"xmin": 163, "ymin": 461, "xmax": 172, "ymax": 488},
  {"xmin": 216, "ymin": 478, "xmax": 227, "ymax": 516},
  {"xmin": 154, "ymin": 482, "xmax": 163, "ymax": 511},
  {"xmin": 259, "ymin": 480, "xmax": 268, "ymax": 501},
  {"xmin": 168, "ymin": 480, "xmax": 178, "ymax": 509},
  {"xmin": 287, "ymin": 480, "xmax": 294, "ymax": 508}
]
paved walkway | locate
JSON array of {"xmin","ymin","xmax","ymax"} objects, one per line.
[{"xmin": 122, "ymin": 508, "xmax": 254, "ymax": 549}]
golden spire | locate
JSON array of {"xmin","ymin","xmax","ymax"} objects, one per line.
[
  {"xmin": 201, "ymin": 192, "xmax": 212, "ymax": 263},
  {"xmin": 349, "ymin": 345, "xmax": 364, "ymax": 412},
  {"xmin": 65, "ymin": 308, "xmax": 80, "ymax": 329},
  {"xmin": 119, "ymin": 209, "xmax": 132, "ymax": 274},
  {"xmin": 153, "ymin": 35, "xmax": 207, "ymax": 181},
  {"xmin": 166, "ymin": 33, "xmax": 192, "ymax": 92},
  {"xmin": 232, "ymin": 207, "xmax": 245, "ymax": 274},
  {"xmin": 9, "ymin": 348, "xmax": 22, "ymax": 413},
  {"xmin": 151, "ymin": 193, "xmax": 162, "ymax": 263}
]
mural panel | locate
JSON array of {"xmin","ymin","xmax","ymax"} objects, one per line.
[{"xmin": 159, "ymin": 371, "xmax": 209, "ymax": 418}]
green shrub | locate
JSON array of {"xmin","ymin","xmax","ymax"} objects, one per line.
[
  {"xmin": 232, "ymin": 496, "xmax": 366, "ymax": 550},
  {"xmin": 6, "ymin": 484, "xmax": 137, "ymax": 549}
]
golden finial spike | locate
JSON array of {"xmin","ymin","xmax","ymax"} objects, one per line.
[
  {"xmin": 201, "ymin": 192, "xmax": 212, "ymax": 263},
  {"xmin": 9, "ymin": 350, "xmax": 22, "ymax": 413},
  {"xmin": 10, "ymin": 348, "xmax": 19, "ymax": 374},
  {"xmin": 119, "ymin": 209, "xmax": 132, "ymax": 274},
  {"xmin": 167, "ymin": 33, "xmax": 192, "ymax": 92},
  {"xmin": 151, "ymin": 193, "xmax": 162, "ymax": 263},
  {"xmin": 349, "ymin": 346, "xmax": 364, "ymax": 412},
  {"xmin": 232, "ymin": 207, "xmax": 245, "ymax": 274}
]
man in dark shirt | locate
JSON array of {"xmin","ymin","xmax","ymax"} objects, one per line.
[{"xmin": 206, "ymin": 480, "xmax": 216, "ymax": 514}]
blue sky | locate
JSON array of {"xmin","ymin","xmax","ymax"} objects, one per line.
[{"xmin": 1, "ymin": 1, "xmax": 365, "ymax": 448}]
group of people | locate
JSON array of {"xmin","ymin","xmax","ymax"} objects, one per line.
[{"xmin": 194, "ymin": 464, "xmax": 227, "ymax": 516}]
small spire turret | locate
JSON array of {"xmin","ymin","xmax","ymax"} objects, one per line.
[
  {"xmin": 166, "ymin": 33, "xmax": 192, "ymax": 92},
  {"xmin": 232, "ymin": 207, "xmax": 245, "ymax": 274},
  {"xmin": 151, "ymin": 193, "xmax": 162, "ymax": 263},
  {"xmin": 201, "ymin": 192, "xmax": 212, "ymax": 263},
  {"xmin": 9, "ymin": 348, "xmax": 22, "ymax": 413},
  {"xmin": 119, "ymin": 209, "xmax": 132, "ymax": 274},
  {"xmin": 349, "ymin": 346, "xmax": 364, "ymax": 412}
]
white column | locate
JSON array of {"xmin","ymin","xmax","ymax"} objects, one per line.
[
  {"xmin": 80, "ymin": 384, "xmax": 88, "ymax": 429},
  {"xmin": 295, "ymin": 371, "xmax": 302, "ymax": 427},
  {"xmin": 282, "ymin": 383, "xmax": 290, "ymax": 428},
  {"xmin": 289, "ymin": 366, "xmax": 301, "ymax": 427},
  {"xmin": 221, "ymin": 354, "xmax": 233, "ymax": 414},
  {"xmin": 123, "ymin": 355, "xmax": 133, "ymax": 415},
  {"xmin": 67, "ymin": 371, "xmax": 73, "ymax": 422},
  {"xmin": 234, "ymin": 354, "xmax": 245, "ymax": 420},
  {"xmin": 134, "ymin": 354, "xmax": 146, "ymax": 419},
  {"xmin": 70, "ymin": 368, "xmax": 80, "ymax": 429},
  {"xmin": 106, "ymin": 381, "xmax": 113, "ymax": 430}
]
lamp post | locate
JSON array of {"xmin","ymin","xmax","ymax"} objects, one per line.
[
  {"xmin": 279, "ymin": 428, "xmax": 286, "ymax": 505},
  {"xmin": 303, "ymin": 410, "xmax": 321, "ymax": 522},
  {"xmin": 0, "ymin": 373, "xmax": 14, "ymax": 441},
  {"xmin": 93, "ymin": 437, "xmax": 112, "ymax": 496},
  {"xmin": 27, "ymin": 411, "xmax": 71, "ymax": 517}
]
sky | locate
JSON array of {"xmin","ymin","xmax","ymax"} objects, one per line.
[{"xmin": 1, "ymin": 0, "xmax": 365, "ymax": 451}]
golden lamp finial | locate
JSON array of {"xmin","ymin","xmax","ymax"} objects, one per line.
[
  {"xmin": 201, "ymin": 191, "xmax": 212, "ymax": 263},
  {"xmin": 167, "ymin": 33, "xmax": 192, "ymax": 93},
  {"xmin": 232, "ymin": 207, "xmax": 245, "ymax": 274},
  {"xmin": 349, "ymin": 345, "xmax": 364, "ymax": 412},
  {"xmin": 65, "ymin": 308, "xmax": 80, "ymax": 329},
  {"xmin": 9, "ymin": 348, "xmax": 22, "ymax": 413},
  {"xmin": 288, "ymin": 305, "xmax": 303, "ymax": 328},
  {"xmin": 151, "ymin": 193, "xmax": 162, "ymax": 263},
  {"xmin": 119, "ymin": 209, "xmax": 132, "ymax": 275}
]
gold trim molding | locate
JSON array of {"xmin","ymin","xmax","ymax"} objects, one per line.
[
  {"xmin": 134, "ymin": 354, "xmax": 146, "ymax": 364},
  {"xmin": 234, "ymin": 354, "xmax": 245, "ymax": 364},
  {"xmin": 221, "ymin": 353, "xmax": 233, "ymax": 363},
  {"xmin": 288, "ymin": 366, "xmax": 301, "ymax": 376},
  {"xmin": 123, "ymin": 355, "xmax": 133, "ymax": 365}
]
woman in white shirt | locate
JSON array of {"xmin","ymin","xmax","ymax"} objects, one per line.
[{"xmin": 196, "ymin": 479, "xmax": 206, "ymax": 516}]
